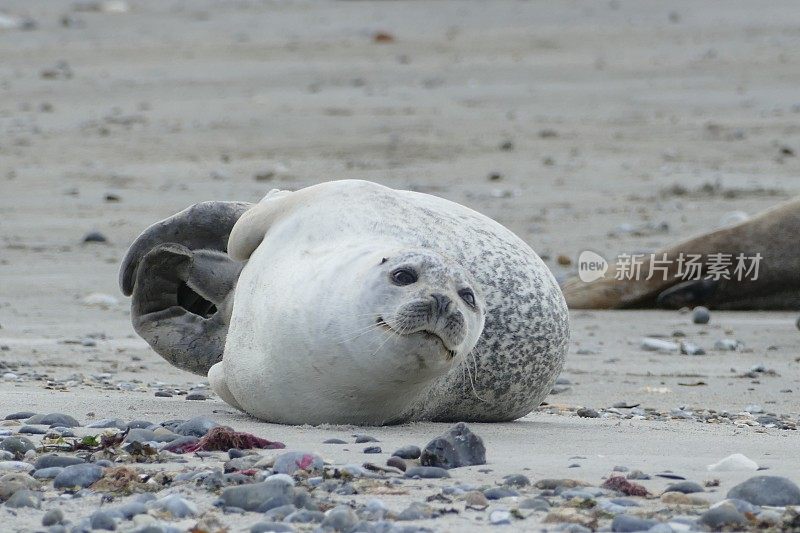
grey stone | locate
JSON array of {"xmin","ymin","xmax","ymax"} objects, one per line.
[
  {"xmin": 484, "ymin": 487, "xmax": 519, "ymax": 500},
  {"xmin": 666, "ymin": 481, "xmax": 704, "ymax": 494},
  {"xmin": 699, "ymin": 503, "xmax": 747, "ymax": 529},
  {"xmin": 173, "ymin": 416, "xmax": 219, "ymax": 437},
  {"xmin": 386, "ymin": 457, "xmax": 406, "ymax": 471},
  {"xmin": 323, "ymin": 438, "xmax": 346, "ymax": 444},
  {"xmin": 42, "ymin": 509, "xmax": 64, "ymax": 526},
  {"xmin": 26, "ymin": 413, "xmax": 80, "ymax": 427},
  {"xmin": 692, "ymin": 306, "xmax": 710, "ymax": 324},
  {"xmin": 353, "ymin": 434, "xmax": 378, "ymax": 443},
  {"xmin": 284, "ymin": 509, "xmax": 324, "ymax": 523},
  {"xmin": 0, "ymin": 436, "xmax": 36, "ymax": 455},
  {"xmin": 35, "ymin": 455, "xmax": 85, "ymax": 469},
  {"xmin": 263, "ymin": 504, "xmax": 297, "ymax": 521},
  {"xmin": 220, "ymin": 477, "xmax": 294, "ymax": 512},
  {"xmin": 392, "ymin": 445, "xmax": 421, "ymax": 460},
  {"xmin": 272, "ymin": 452, "xmax": 324, "ymax": 475},
  {"xmin": 611, "ymin": 514, "xmax": 658, "ymax": 532},
  {"xmin": 5, "ymin": 412, "xmax": 36, "ymax": 420},
  {"xmin": 321, "ymin": 506, "xmax": 358, "ymax": 531},
  {"xmin": 405, "ymin": 466, "xmax": 450, "ymax": 479},
  {"xmin": 519, "ymin": 497, "xmax": 550, "ymax": 511},
  {"xmin": 251, "ymin": 523, "xmax": 294, "ymax": 533},
  {"xmin": 503, "ymin": 473, "xmax": 531, "ymax": 487},
  {"xmin": 577, "ymin": 407, "xmax": 600, "ymax": 418},
  {"xmin": 86, "ymin": 418, "xmax": 127, "ymax": 429},
  {"xmin": 727, "ymin": 476, "xmax": 800, "ymax": 506},
  {"xmin": 33, "ymin": 467, "xmax": 64, "ymax": 479},
  {"xmin": 5, "ymin": 489, "xmax": 41, "ymax": 508},
  {"xmin": 152, "ymin": 494, "xmax": 197, "ymax": 518},
  {"xmin": 90, "ymin": 510, "xmax": 117, "ymax": 530},
  {"xmin": 53, "ymin": 463, "xmax": 104, "ymax": 489},
  {"xmin": 420, "ymin": 423, "xmax": 486, "ymax": 469},
  {"xmin": 363, "ymin": 446, "xmax": 381, "ymax": 454},
  {"xmin": 397, "ymin": 502, "xmax": 433, "ymax": 521},
  {"xmin": 18, "ymin": 425, "xmax": 48, "ymax": 434}
]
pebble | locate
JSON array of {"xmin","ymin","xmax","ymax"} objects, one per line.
[
  {"xmin": 5, "ymin": 412, "xmax": 36, "ymax": 420},
  {"xmin": 692, "ymin": 306, "xmax": 710, "ymax": 324},
  {"xmin": 405, "ymin": 466, "xmax": 450, "ymax": 479},
  {"xmin": 714, "ymin": 338, "xmax": 741, "ymax": 351},
  {"xmin": 699, "ymin": 503, "xmax": 747, "ymax": 529},
  {"xmin": 0, "ymin": 472, "xmax": 38, "ymax": 500},
  {"xmin": 353, "ymin": 434, "xmax": 379, "ymax": 443},
  {"xmin": 272, "ymin": 451, "xmax": 324, "ymax": 475},
  {"xmin": 464, "ymin": 491, "xmax": 489, "ymax": 508},
  {"xmin": 363, "ymin": 446, "xmax": 381, "ymax": 454},
  {"xmin": 42, "ymin": 509, "xmax": 64, "ymax": 526},
  {"xmin": 82, "ymin": 230, "xmax": 108, "ymax": 243},
  {"xmin": 0, "ymin": 436, "xmax": 36, "ymax": 455},
  {"xmin": 173, "ymin": 416, "xmax": 219, "ymax": 437},
  {"xmin": 285, "ymin": 509, "xmax": 325, "ymax": 523},
  {"xmin": 519, "ymin": 497, "xmax": 550, "ymax": 511},
  {"xmin": 680, "ymin": 341, "xmax": 705, "ymax": 355},
  {"xmin": 185, "ymin": 391, "xmax": 208, "ymax": 400},
  {"xmin": 420, "ymin": 422, "xmax": 486, "ymax": 469},
  {"xmin": 484, "ymin": 487, "xmax": 519, "ymax": 500},
  {"xmin": 323, "ymin": 438, "xmax": 347, "ymax": 444},
  {"xmin": 397, "ymin": 502, "xmax": 434, "ymax": 521},
  {"xmin": 53, "ymin": 463, "xmax": 104, "ymax": 489},
  {"xmin": 90, "ymin": 510, "xmax": 117, "ymax": 530},
  {"xmin": 250, "ymin": 522, "xmax": 293, "ymax": 533},
  {"xmin": 503, "ymin": 473, "xmax": 531, "ymax": 487},
  {"xmin": 26, "ymin": 413, "xmax": 80, "ymax": 427},
  {"xmin": 35, "ymin": 455, "xmax": 85, "ymax": 469},
  {"xmin": 152, "ymin": 493, "xmax": 198, "ymax": 518},
  {"xmin": 727, "ymin": 475, "xmax": 800, "ymax": 506},
  {"xmin": 86, "ymin": 418, "xmax": 126, "ymax": 429},
  {"xmin": 391, "ymin": 445, "xmax": 421, "ymax": 459},
  {"xmin": 220, "ymin": 477, "xmax": 294, "ymax": 512},
  {"xmin": 707, "ymin": 453, "xmax": 758, "ymax": 472},
  {"xmin": 666, "ymin": 481, "xmax": 704, "ymax": 494},
  {"xmin": 386, "ymin": 456, "xmax": 406, "ymax": 471},
  {"xmin": 489, "ymin": 510, "xmax": 512, "ymax": 525},
  {"xmin": 321, "ymin": 506, "xmax": 359, "ymax": 531},
  {"xmin": 5, "ymin": 489, "xmax": 41, "ymax": 508},
  {"xmin": 33, "ymin": 467, "xmax": 63, "ymax": 479},
  {"xmin": 576, "ymin": 407, "xmax": 600, "ymax": 418},
  {"xmin": 641, "ymin": 337, "xmax": 679, "ymax": 353},
  {"xmin": 611, "ymin": 515, "xmax": 658, "ymax": 532},
  {"xmin": 0, "ymin": 460, "xmax": 34, "ymax": 473}
]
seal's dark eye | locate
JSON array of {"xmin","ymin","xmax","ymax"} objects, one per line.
[
  {"xmin": 459, "ymin": 289, "xmax": 476, "ymax": 308},
  {"xmin": 391, "ymin": 268, "xmax": 418, "ymax": 286}
]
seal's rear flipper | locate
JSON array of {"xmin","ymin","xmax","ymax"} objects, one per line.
[
  {"xmin": 120, "ymin": 201, "xmax": 252, "ymax": 375},
  {"xmin": 655, "ymin": 279, "xmax": 720, "ymax": 309}
]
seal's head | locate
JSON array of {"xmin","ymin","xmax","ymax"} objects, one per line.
[{"xmin": 353, "ymin": 248, "xmax": 485, "ymax": 378}]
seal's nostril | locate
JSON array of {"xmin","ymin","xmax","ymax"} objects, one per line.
[{"xmin": 431, "ymin": 293, "xmax": 451, "ymax": 315}]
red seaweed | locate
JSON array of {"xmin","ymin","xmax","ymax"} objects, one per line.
[
  {"xmin": 170, "ymin": 426, "xmax": 285, "ymax": 453},
  {"xmin": 601, "ymin": 475, "xmax": 649, "ymax": 497}
]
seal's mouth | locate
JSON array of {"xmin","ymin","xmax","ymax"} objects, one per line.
[{"xmin": 376, "ymin": 317, "xmax": 456, "ymax": 359}]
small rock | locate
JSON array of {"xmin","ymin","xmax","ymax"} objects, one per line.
[
  {"xmin": 714, "ymin": 338, "xmax": 741, "ymax": 351},
  {"xmin": 323, "ymin": 438, "xmax": 347, "ymax": 444},
  {"xmin": 185, "ymin": 392, "xmax": 208, "ymax": 400},
  {"xmin": 641, "ymin": 338, "xmax": 679, "ymax": 353},
  {"xmin": 484, "ymin": 487, "xmax": 518, "ymax": 500},
  {"xmin": 26, "ymin": 413, "xmax": 80, "ymax": 427},
  {"xmin": 611, "ymin": 515, "xmax": 658, "ymax": 532},
  {"xmin": 33, "ymin": 467, "xmax": 63, "ymax": 479},
  {"xmin": 5, "ymin": 489, "xmax": 40, "ymax": 508},
  {"xmin": 464, "ymin": 491, "xmax": 489, "ymax": 508},
  {"xmin": 90, "ymin": 510, "xmax": 117, "ymax": 530},
  {"xmin": 353, "ymin": 434, "xmax": 378, "ymax": 443},
  {"xmin": 692, "ymin": 306, "xmax": 710, "ymax": 324},
  {"xmin": 405, "ymin": 466, "xmax": 450, "ymax": 479},
  {"xmin": 0, "ymin": 436, "xmax": 36, "ymax": 456},
  {"xmin": 5, "ymin": 412, "xmax": 36, "ymax": 420},
  {"xmin": 321, "ymin": 506, "xmax": 358, "ymax": 532},
  {"xmin": 82, "ymin": 293, "xmax": 118, "ymax": 307},
  {"xmin": 35, "ymin": 455, "xmax": 84, "ymax": 469},
  {"xmin": 82, "ymin": 231, "xmax": 108, "ymax": 243},
  {"xmin": 363, "ymin": 446, "xmax": 381, "ymax": 454},
  {"xmin": 699, "ymin": 503, "xmax": 747, "ymax": 529},
  {"xmin": 503, "ymin": 473, "xmax": 531, "ymax": 487},
  {"xmin": 576, "ymin": 407, "xmax": 600, "ymax": 418},
  {"xmin": 42, "ymin": 509, "xmax": 64, "ymax": 526},
  {"xmin": 386, "ymin": 456, "xmax": 406, "ymax": 471},
  {"xmin": 490, "ymin": 510, "xmax": 511, "ymax": 525},
  {"xmin": 420, "ymin": 422, "xmax": 486, "ymax": 469},
  {"xmin": 0, "ymin": 473, "xmax": 38, "ymax": 500},
  {"xmin": 666, "ymin": 481, "xmax": 704, "ymax": 494},
  {"xmin": 53, "ymin": 463, "xmax": 104, "ymax": 489},
  {"xmin": 220, "ymin": 477, "xmax": 294, "ymax": 512},
  {"xmin": 397, "ymin": 502, "xmax": 433, "ymax": 521},
  {"xmin": 727, "ymin": 476, "xmax": 800, "ymax": 506},
  {"xmin": 680, "ymin": 341, "xmax": 705, "ymax": 355},
  {"xmin": 250, "ymin": 522, "xmax": 293, "ymax": 533},
  {"xmin": 392, "ymin": 445, "xmax": 421, "ymax": 459},
  {"xmin": 272, "ymin": 451, "xmax": 324, "ymax": 475},
  {"xmin": 173, "ymin": 416, "xmax": 218, "ymax": 437},
  {"xmin": 152, "ymin": 494, "xmax": 198, "ymax": 518}
]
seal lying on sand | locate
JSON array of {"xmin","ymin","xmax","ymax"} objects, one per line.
[
  {"xmin": 562, "ymin": 197, "xmax": 800, "ymax": 310},
  {"xmin": 121, "ymin": 180, "xmax": 568, "ymax": 425}
]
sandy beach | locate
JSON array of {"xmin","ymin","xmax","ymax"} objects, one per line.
[{"xmin": 1, "ymin": 1, "xmax": 799, "ymax": 531}]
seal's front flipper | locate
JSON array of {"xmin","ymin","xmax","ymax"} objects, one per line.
[
  {"xmin": 655, "ymin": 279, "xmax": 720, "ymax": 309},
  {"xmin": 120, "ymin": 201, "xmax": 252, "ymax": 375}
]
